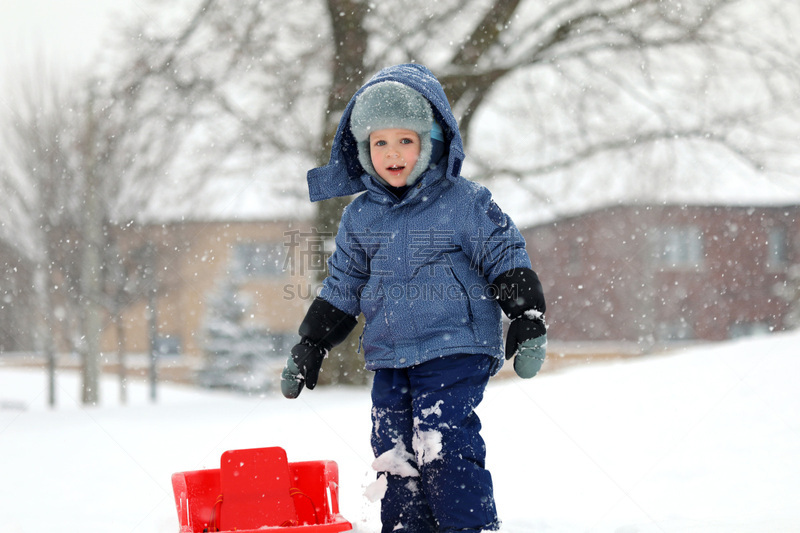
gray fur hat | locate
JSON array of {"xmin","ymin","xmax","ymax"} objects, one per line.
[{"xmin": 350, "ymin": 81, "xmax": 433, "ymax": 186}]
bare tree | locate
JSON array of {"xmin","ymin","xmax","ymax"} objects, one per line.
[
  {"xmin": 112, "ymin": 0, "xmax": 800, "ymax": 383},
  {"xmin": 0, "ymin": 37, "xmax": 196, "ymax": 404},
  {"xmin": 117, "ymin": 0, "xmax": 800, "ymax": 221},
  {"xmin": 0, "ymin": 55, "xmax": 82, "ymax": 406}
]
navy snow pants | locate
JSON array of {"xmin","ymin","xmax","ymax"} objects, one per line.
[{"xmin": 370, "ymin": 353, "xmax": 500, "ymax": 533}]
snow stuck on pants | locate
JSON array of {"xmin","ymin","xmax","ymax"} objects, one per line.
[
  {"xmin": 413, "ymin": 399, "xmax": 444, "ymax": 466},
  {"xmin": 412, "ymin": 428, "xmax": 443, "ymax": 466},
  {"xmin": 371, "ymin": 439, "xmax": 419, "ymax": 478},
  {"xmin": 366, "ymin": 438, "xmax": 419, "ymax": 501},
  {"xmin": 365, "ymin": 400, "xmax": 445, "ymax": 502}
]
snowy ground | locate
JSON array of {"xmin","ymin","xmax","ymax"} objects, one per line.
[{"xmin": 1, "ymin": 331, "xmax": 799, "ymax": 533}]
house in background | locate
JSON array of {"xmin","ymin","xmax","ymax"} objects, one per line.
[
  {"xmin": 99, "ymin": 218, "xmax": 319, "ymax": 361},
  {"xmin": 5, "ymin": 158, "xmax": 800, "ymax": 378},
  {"xmin": 523, "ymin": 204, "xmax": 798, "ymax": 347},
  {"xmin": 96, "ymin": 175, "xmax": 319, "ymax": 370},
  {"xmin": 81, "ymin": 173, "xmax": 800, "ymax": 366},
  {"xmin": 0, "ymin": 239, "xmax": 34, "ymax": 353},
  {"xmin": 0, "ymin": 170, "xmax": 326, "ymax": 386}
]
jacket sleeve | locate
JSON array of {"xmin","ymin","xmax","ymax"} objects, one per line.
[
  {"xmin": 490, "ymin": 267, "xmax": 546, "ymax": 319},
  {"xmin": 318, "ymin": 203, "xmax": 368, "ymax": 318},
  {"xmin": 461, "ymin": 184, "xmax": 532, "ymax": 283}
]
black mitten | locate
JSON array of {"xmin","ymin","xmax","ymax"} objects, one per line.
[
  {"xmin": 492, "ymin": 268, "xmax": 548, "ymax": 378},
  {"xmin": 291, "ymin": 339, "xmax": 327, "ymax": 387},
  {"xmin": 282, "ymin": 298, "xmax": 357, "ymax": 399},
  {"xmin": 505, "ymin": 313, "xmax": 547, "ymax": 360},
  {"xmin": 491, "ymin": 268, "xmax": 545, "ymax": 320}
]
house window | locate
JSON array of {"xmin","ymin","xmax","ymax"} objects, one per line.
[
  {"xmin": 728, "ymin": 321, "xmax": 771, "ymax": 339},
  {"xmin": 656, "ymin": 226, "xmax": 704, "ymax": 268},
  {"xmin": 656, "ymin": 318, "xmax": 694, "ymax": 341},
  {"xmin": 154, "ymin": 335, "xmax": 182, "ymax": 356},
  {"xmin": 233, "ymin": 242, "xmax": 285, "ymax": 278},
  {"xmin": 766, "ymin": 226, "xmax": 789, "ymax": 270},
  {"xmin": 567, "ymin": 239, "xmax": 583, "ymax": 273}
]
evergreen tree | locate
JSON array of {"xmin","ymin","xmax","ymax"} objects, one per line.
[{"xmin": 199, "ymin": 279, "xmax": 278, "ymax": 393}]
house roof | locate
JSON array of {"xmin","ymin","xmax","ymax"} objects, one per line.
[
  {"xmin": 140, "ymin": 157, "xmax": 315, "ymax": 224},
  {"xmin": 491, "ymin": 144, "xmax": 800, "ymax": 229},
  {"xmin": 140, "ymin": 155, "xmax": 799, "ymax": 229}
]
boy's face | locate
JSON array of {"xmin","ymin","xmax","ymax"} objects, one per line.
[{"xmin": 369, "ymin": 128, "xmax": 421, "ymax": 187}]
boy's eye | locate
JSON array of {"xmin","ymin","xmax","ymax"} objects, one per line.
[
  {"xmin": 374, "ymin": 140, "xmax": 387, "ymax": 147},
  {"xmin": 400, "ymin": 138, "xmax": 414, "ymax": 144}
]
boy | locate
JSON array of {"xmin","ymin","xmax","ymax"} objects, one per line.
[{"xmin": 282, "ymin": 64, "xmax": 547, "ymax": 533}]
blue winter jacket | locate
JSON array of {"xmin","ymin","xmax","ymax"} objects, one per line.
[{"xmin": 307, "ymin": 64, "xmax": 532, "ymax": 372}]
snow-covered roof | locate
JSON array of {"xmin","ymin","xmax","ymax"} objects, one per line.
[
  {"xmin": 142, "ymin": 175, "xmax": 314, "ymax": 224},
  {"xmin": 139, "ymin": 152, "xmax": 315, "ymax": 224},
  {"xmin": 139, "ymin": 153, "xmax": 799, "ymax": 229},
  {"xmin": 490, "ymin": 144, "xmax": 800, "ymax": 229}
]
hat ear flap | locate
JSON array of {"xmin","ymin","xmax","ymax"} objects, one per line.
[
  {"xmin": 357, "ymin": 139, "xmax": 380, "ymax": 182},
  {"xmin": 404, "ymin": 132, "xmax": 432, "ymax": 186}
]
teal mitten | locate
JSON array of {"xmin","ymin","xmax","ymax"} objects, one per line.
[
  {"xmin": 280, "ymin": 357, "xmax": 304, "ymax": 399},
  {"xmin": 513, "ymin": 333, "xmax": 547, "ymax": 379}
]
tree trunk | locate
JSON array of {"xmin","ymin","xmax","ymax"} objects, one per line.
[
  {"xmin": 312, "ymin": 0, "xmax": 371, "ymax": 387},
  {"xmin": 116, "ymin": 318, "xmax": 128, "ymax": 404},
  {"xmin": 147, "ymin": 244, "xmax": 159, "ymax": 403},
  {"xmin": 34, "ymin": 263, "xmax": 58, "ymax": 408},
  {"xmin": 80, "ymin": 98, "xmax": 103, "ymax": 405},
  {"xmin": 80, "ymin": 190, "xmax": 103, "ymax": 405}
]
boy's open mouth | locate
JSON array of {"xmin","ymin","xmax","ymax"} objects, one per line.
[{"xmin": 386, "ymin": 165, "xmax": 405, "ymax": 173}]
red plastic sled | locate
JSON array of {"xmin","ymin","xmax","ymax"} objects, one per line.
[{"xmin": 171, "ymin": 446, "xmax": 353, "ymax": 532}]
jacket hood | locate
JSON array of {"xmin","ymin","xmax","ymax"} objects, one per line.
[{"xmin": 307, "ymin": 63, "xmax": 465, "ymax": 202}]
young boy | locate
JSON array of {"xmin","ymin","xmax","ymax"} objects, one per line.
[{"xmin": 282, "ymin": 64, "xmax": 547, "ymax": 533}]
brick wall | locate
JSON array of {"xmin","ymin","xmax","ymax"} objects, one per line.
[
  {"xmin": 100, "ymin": 219, "xmax": 319, "ymax": 360},
  {"xmin": 523, "ymin": 205, "xmax": 799, "ymax": 345}
]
